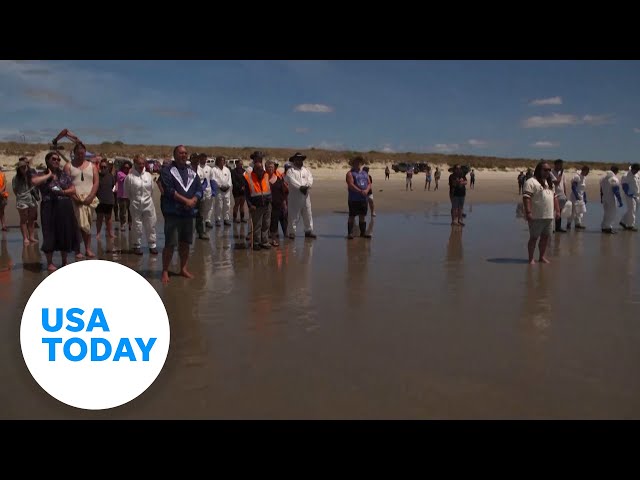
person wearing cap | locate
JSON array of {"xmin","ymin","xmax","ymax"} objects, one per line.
[
  {"xmin": 346, "ymin": 156, "xmax": 371, "ymax": 239},
  {"xmin": 243, "ymin": 155, "xmax": 272, "ymax": 250},
  {"xmin": 599, "ymin": 165, "xmax": 623, "ymax": 234},
  {"xmin": 620, "ymin": 163, "xmax": 640, "ymax": 231},
  {"xmin": 211, "ymin": 154, "xmax": 233, "ymax": 227},
  {"xmin": 159, "ymin": 145, "xmax": 203, "ymax": 284},
  {"xmin": 285, "ymin": 152, "xmax": 316, "ymax": 239},
  {"xmin": 12, "ymin": 159, "xmax": 38, "ymax": 244},
  {"xmin": 124, "ymin": 154, "xmax": 158, "ymax": 255},
  {"xmin": 231, "ymin": 158, "xmax": 248, "ymax": 224}
]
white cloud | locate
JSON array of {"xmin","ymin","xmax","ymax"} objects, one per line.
[
  {"xmin": 523, "ymin": 112, "xmax": 614, "ymax": 128},
  {"xmin": 295, "ymin": 127, "xmax": 309, "ymax": 134},
  {"xmin": 434, "ymin": 143, "xmax": 460, "ymax": 153},
  {"xmin": 529, "ymin": 96, "xmax": 562, "ymax": 106},
  {"xmin": 523, "ymin": 113, "xmax": 580, "ymax": 128},
  {"xmin": 582, "ymin": 114, "xmax": 614, "ymax": 125},
  {"xmin": 294, "ymin": 103, "xmax": 334, "ymax": 113},
  {"xmin": 381, "ymin": 143, "xmax": 394, "ymax": 153},
  {"xmin": 309, "ymin": 141, "xmax": 345, "ymax": 150},
  {"xmin": 532, "ymin": 141, "xmax": 559, "ymax": 148},
  {"xmin": 468, "ymin": 139, "xmax": 488, "ymax": 148},
  {"xmin": 634, "ymin": 128, "xmax": 640, "ymax": 133}
]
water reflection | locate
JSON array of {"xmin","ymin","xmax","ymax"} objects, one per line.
[
  {"xmin": 520, "ymin": 267, "xmax": 552, "ymax": 338},
  {"xmin": 345, "ymin": 235, "xmax": 371, "ymax": 312}
]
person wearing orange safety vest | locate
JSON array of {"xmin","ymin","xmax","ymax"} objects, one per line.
[{"xmin": 244, "ymin": 156, "xmax": 272, "ymax": 250}]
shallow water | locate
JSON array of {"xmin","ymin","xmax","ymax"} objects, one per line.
[{"xmin": 1, "ymin": 202, "xmax": 639, "ymax": 419}]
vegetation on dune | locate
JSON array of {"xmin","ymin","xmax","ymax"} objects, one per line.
[{"xmin": 0, "ymin": 141, "xmax": 633, "ymax": 172}]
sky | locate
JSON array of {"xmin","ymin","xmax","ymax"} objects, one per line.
[{"xmin": 1, "ymin": 60, "xmax": 640, "ymax": 163}]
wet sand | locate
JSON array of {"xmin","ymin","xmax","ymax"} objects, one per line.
[{"xmin": 1, "ymin": 200, "xmax": 639, "ymax": 419}]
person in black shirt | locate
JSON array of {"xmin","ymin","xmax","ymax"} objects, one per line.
[{"xmin": 448, "ymin": 164, "xmax": 468, "ymax": 226}]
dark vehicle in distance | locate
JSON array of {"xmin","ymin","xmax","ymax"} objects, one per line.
[{"xmin": 392, "ymin": 162, "xmax": 431, "ymax": 173}]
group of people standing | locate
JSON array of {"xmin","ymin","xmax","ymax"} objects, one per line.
[{"xmin": 522, "ymin": 159, "xmax": 640, "ymax": 264}]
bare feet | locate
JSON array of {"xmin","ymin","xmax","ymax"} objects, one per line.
[
  {"xmin": 47, "ymin": 264, "xmax": 57, "ymax": 272},
  {"xmin": 106, "ymin": 232, "xmax": 115, "ymax": 238},
  {"xmin": 451, "ymin": 221, "xmax": 459, "ymax": 226},
  {"xmin": 458, "ymin": 221, "xmax": 465, "ymax": 226},
  {"xmin": 29, "ymin": 237, "xmax": 38, "ymax": 243},
  {"xmin": 75, "ymin": 252, "xmax": 84, "ymax": 260},
  {"xmin": 23, "ymin": 239, "xmax": 31, "ymax": 246},
  {"xmin": 86, "ymin": 250, "xmax": 96, "ymax": 258},
  {"xmin": 538, "ymin": 257, "xmax": 551, "ymax": 264},
  {"xmin": 161, "ymin": 271, "xmax": 170, "ymax": 285},
  {"xmin": 528, "ymin": 259, "xmax": 536, "ymax": 265},
  {"xmin": 180, "ymin": 268, "xmax": 195, "ymax": 279}
]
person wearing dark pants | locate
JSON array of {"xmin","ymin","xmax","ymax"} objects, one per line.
[
  {"xmin": 266, "ymin": 160, "xmax": 288, "ymax": 246},
  {"xmin": 346, "ymin": 156, "xmax": 371, "ymax": 239},
  {"xmin": 244, "ymin": 157, "xmax": 272, "ymax": 250}
]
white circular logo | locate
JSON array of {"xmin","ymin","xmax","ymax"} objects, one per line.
[{"xmin": 20, "ymin": 260, "xmax": 170, "ymax": 410}]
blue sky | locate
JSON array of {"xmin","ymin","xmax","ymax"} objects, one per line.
[{"xmin": 1, "ymin": 60, "xmax": 639, "ymax": 163}]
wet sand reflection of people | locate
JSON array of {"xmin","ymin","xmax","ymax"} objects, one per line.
[
  {"xmin": 520, "ymin": 267, "xmax": 552, "ymax": 337},
  {"xmin": 345, "ymin": 236, "xmax": 371, "ymax": 313}
]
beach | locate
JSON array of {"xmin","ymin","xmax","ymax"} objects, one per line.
[{"xmin": 1, "ymin": 160, "xmax": 639, "ymax": 419}]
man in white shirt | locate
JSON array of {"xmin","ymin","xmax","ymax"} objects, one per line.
[
  {"xmin": 197, "ymin": 154, "xmax": 214, "ymax": 229},
  {"xmin": 285, "ymin": 152, "xmax": 316, "ymax": 239},
  {"xmin": 549, "ymin": 159, "xmax": 568, "ymax": 233},
  {"xmin": 620, "ymin": 163, "xmax": 640, "ymax": 231},
  {"xmin": 568, "ymin": 166, "xmax": 590, "ymax": 230},
  {"xmin": 522, "ymin": 161, "xmax": 560, "ymax": 264},
  {"xmin": 211, "ymin": 155, "xmax": 233, "ymax": 227},
  {"xmin": 600, "ymin": 166, "xmax": 624, "ymax": 234}
]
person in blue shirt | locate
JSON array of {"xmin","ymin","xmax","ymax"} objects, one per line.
[{"xmin": 346, "ymin": 156, "xmax": 371, "ymax": 239}]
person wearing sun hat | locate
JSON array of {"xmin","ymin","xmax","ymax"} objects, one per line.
[{"xmin": 285, "ymin": 152, "xmax": 316, "ymax": 239}]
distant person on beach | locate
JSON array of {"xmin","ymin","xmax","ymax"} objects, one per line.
[
  {"xmin": 406, "ymin": 165, "xmax": 414, "ymax": 191},
  {"xmin": 600, "ymin": 166, "xmax": 623, "ymax": 234},
  {"xmin": 434, "ymin": 168, "xmax": 441, "ymax": 191},
  {"xmin": 424, "ymin": 169, "xmax": 432, "ymax": 190},
  {"xmin": 244, "ymin": 156, "xmax": 272, "ymax": 250},
  {"xmin": 159, "ymin": 145, "xmax": 202, "ymax": 285},
  {"xmin": 231, "ymin": 158, "xmax": 248, "ymax": 224},
  {"xmin": 448, "ymin": 165, "xmax": 467, "ymax": 226},
  {"xmin": 525, "ymin": 168, "xmax": 533, "ymax": 180},
  {"xmin": 620, "ymin": 163, "xmax": 640, "ymax": 231},
  {"xmin": 385, "ymin": 165, "xmax": 390, "ymax": 180},
  {"xmin": 116, "ymin": 160, "xmax": 132, "ymax": 231},
  {"xmin": 550, "ymin": 159, "xmax": 568, "ymax": 233},
  {"xmin": 522, "ymin": 161, "xmax": 560, "ymax": 264},
  {"xmin": 190, "ymin": 153, "xmax": 210, "ymax": 241},
  {"xmin": 517, "ymin": 171, "xmax": 525, "ymax": 194},
  {"xmin": 363, "ymin": 166, "xmax": 375, "ymax": 219},
  {"xmin": 286, "ymin": 152, "xmax": 316, "ymax": 239},
  {"xmin": 346, "ymin": 156, "xmax": 371, "ymax": 239},
  {"xmin": 470, "ymin": 169, "xmax": 476, "ymax": 189},
  {"xmin": 567, "ymin": 166, "xmax": 590, "ymax": 230},
  {"xmin": 197, "ymin": 153, "xmax": 214, "ymax": 229}
]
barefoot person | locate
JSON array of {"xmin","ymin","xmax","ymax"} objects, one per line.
[
  {"xmin": 522, "ymin": 161, "xmax": 561, "ymax": 264},
  {"xmin": 31, "ymin": 152, "xmax": 80, "ymax": 271},
  {"xmin": 12, "ymin": 159, "xmax": 38, "ymax": 245},
  {"xmin": 64, "ymin": 142, "xmax": 99, "ymax": 258},
  {"xmin": 95, "ymin": 158, "xmax": 116, "ymax": 239},
  {"xmin": 159, "ymin": 145, "xmax": 202, "ymax": 285}
]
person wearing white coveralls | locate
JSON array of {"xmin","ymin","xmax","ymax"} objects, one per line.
[
  {"xmin": 285, "ymin": 152, "xmax": 317, "ymax": 239},
  {"xmin": 600, "ymin": 166, "xmax": 624, "ymax": 234},
  {"xmin": 620, "ymin": 163, "xmax": 640, "ymax": 231},
  {"xmin": 211, "ymin": 155, "xmax": 233, "ymax": 227},
  {"xmin": 124, "ymin": 154, "xmax": 158, "ymax": 255},
  {"xmin": 196, "ymin": 154, "xmax": 214, "ymax": 228},
  {"xmin": 567, "ymin": 166, "xmax": 590, "ymax": 230}
]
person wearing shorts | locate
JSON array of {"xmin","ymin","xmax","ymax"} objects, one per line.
[
  {"xmin": 522, "ymin": 161, "xmax": 560, "ymax": 264},
  {"xmin": 96, "ymin": 158, "xmax": 116, "ymax": 238}
]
